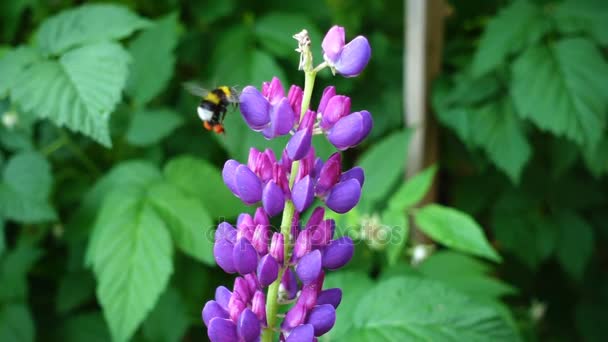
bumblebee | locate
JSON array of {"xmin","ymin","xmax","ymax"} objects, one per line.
[{"xmin": 184, "ymin": 82, "xmax": 239, "ymax": 134}]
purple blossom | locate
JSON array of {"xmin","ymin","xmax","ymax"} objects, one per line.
[{"xmin": 203, "ymin": 26, "xmax": 372, "ymax": 342}]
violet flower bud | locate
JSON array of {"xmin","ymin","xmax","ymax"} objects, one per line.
[
  {"xmin": 237, "ymin": 214, "xmax": 254, "ymax": 232},
  {"xmin": 310, "ymin": 219, "xmax": 334, "ymax": 248},
  {"xmin": 288, "ymin": 85, "xmax": 303, "ymax": 120},
  {"xmin": 262, "ymin": 77, "xmax": 285, "ymax": 104},
  {"xmin": 208, "ymin": 317, "xmax": 238, "ymax": 342},
  {"xmin": 299, "ymin": 284, "xmax": 319, "ymax": 310},
  {"xmin": 215, "ymin": 286, "xmax": 232, "ymax": 311},
  {"xmin": 306, "ymin": 304, "xmax": 336, "ymax": 336},
  {"xmin": 322, "ymin": 26, "xmax": 371, "ymax": 77},
  {"xmin": 322, "ymin": 26, "xmax": 345, "ymax": 62},
  {"xmin": 263, "ymin": 97, "xmax": 295, "ymax": 139},
  {"xmin": 305, "ymin": 207, "xmax": 325, "ymax": 230},
  {"xmin": 233, "ymin": 277, "xmax": 252, "ymax": 303},
  {"xmin": 254, "ymin": 207, "xmax": 270, "ymax": 227},
  {"xmin": 322, "ymin": 236, "xmax": 354, "ymax": 270},
  {"xmin": 202, "ymin": 301, "xmax": 228, "ymax": 327},
  {"xmin": 280, "ymin": 268, "xmax": 298, "ymax": 300},
  {"xmin": 287, "ymin": 128, "xmax": 312, "ymax": 161},
  {"xmin": 286, "ymin": 324, "xmax": 315, "ymax": 342},
  {"xmin": 233, "ymin": 237, "xmax": 258, "ymax": 275},
  {"xmin": 316, "ymin": 288, "xmax": 342, "ymax": 309},
  {"xmin": 244, "ymin": 273, "xmax": 260, "ymax": 295},
  {"xmin": 252, "ymin": 224, "xmax": 270, "ymax": 255},
  {"xmin": 282, "ymin": 302, "xmax": 308, "ymax": 330},
  {"xmin": 257, "ymin": 254, "xmax": 279, "ymax": 287},
  {"xmin": 215, "ymin": 222, "xmax": 237, "ymax": 243},
  {"xmin": 320, "ymin": 95, "xmax": 351, "ymax": 129},
  {"xmin": 315, "ymin": 153, "xmax": 341, "ymax": 196},
  {"xmin": 325, "ymin": 178, "xmax": 362, "ymax": 214},
  {"xmin": 240, "ymin": 86, "xmax": 271, "ymax": 130},
  {"xmin": 340, "ymin": 166, "xmax": 365, "ymax": 186},
  {"xmin": 214, "ymin": 238, "xmax": 236, "ymax": 274},
  {"xmin": 296, "ymin": 250, "xmax": 322, "ymax": 285},
  {"xmin": 262, "ymin": 180, "xmax": 285, "ymax": 217},
  {"xmin": 223, "ymin": 162, "xmax": 263, "ymax": 205},
  {"xmin": 228, "ymin": 294, "xmax": 247, "ymax": 322},
  {"xmin": 269, "ymin": 232, "xmax": 285, "ymax": 264},
  {"xmin": 252, "ymin": 290, "xmax": 266, "ymax": 324},
  {"xmin": 317, "ymin": 86, "xmax": 336, "ymax": 115},
  {"xmin": 292, "ymin": 175, "xmax": 314, "ymax": 213},
  {"xmin": 327, "ymin": 110, "xmax": 373, "ymax": 151},
  {"xmin": 237, "ymin": 308, "xmax": 261, "ymax": 342},
  {"xmin": 293, "ymin": 229, "xmax": 312, "ymax": 260}
]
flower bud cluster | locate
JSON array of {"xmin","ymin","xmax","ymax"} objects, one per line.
[{"xmin": 203, "ymin": 25, "xmax": 372, "ymax": 342}]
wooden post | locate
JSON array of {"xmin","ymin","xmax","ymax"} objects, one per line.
[{"xmin": 405, "ymin": 0, "xmax": 447, "ymax": 242}]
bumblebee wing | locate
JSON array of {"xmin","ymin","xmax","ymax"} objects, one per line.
[{"xmin": 183, "ymin": 82, "xmax": 211, "ymax": 98}]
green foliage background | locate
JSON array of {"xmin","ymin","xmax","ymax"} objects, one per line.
[{"xmin": 0, "ymin": 0, "xmax": 606, "ymax": 341}]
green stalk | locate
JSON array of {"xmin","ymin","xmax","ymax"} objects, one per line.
[{"xmin": 262, "ymin": 69, "xmax": 316, "ymax": 342}]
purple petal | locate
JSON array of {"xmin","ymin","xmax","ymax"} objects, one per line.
[
  {"xmin": 317, "ymin": 86, "xmax": 336, "ymax": 115},
  {"xmin": 233, "ymin": 277, "xmax": 251, "ymax": 303},
  {"xmin": 340, "ymin": 167, "xmax": 365, "ymax": 187},
  {"xmin": 316, "ymin": 153, "xmax": 341, "ymax": 196},
  {"xmin": 235, "ymin": 165, "xmax": 262, "ymax": 204},
  {"xmin": 240, "ymin": 86, "xmax": 271, "ymax": 130},
  {"xmin": 286, "ymin": 324, "xmax": 315, "ymax": 342},
  {"xmin": 335, "ymin": 36, "xmax": 371, "ymax": 77},
  {"xmin": 306, "ymin": 304, "xmax": 336, "ymax": 336},
  {"xmin": 252, "ymin": 224, "xmax": 270, "ymax": 255},
  {"xmin": 252, "ymin": 290, "xmax": 266, "ymax": 324},
  {"xmin": 244, "ymin": 273, "xmax": 260, "ymax": 295},
  {"xmin": 288, "ymin": 85, "xmax": 303, "ymax": 118},
  {"xmin": 237, "ymin": 213, "xmax": 254, "ymax": 231},
  {"xmin": 233, "ymin": 238, "xmax": 258, "ymax": 275},
  {"xmin": 287, "ymin": 128, "xmax": 312, "ymax": 161},
  {"xmin": 257, "ymin": 254, "xmax": 279, "ymax": 287},
  {"xmin": 292, "ymin": 175, "xmax": 314, "ymax": 213},
  {"xmin": 237, "ymin": 308, "xmax": 261, "ymax": 342},
  {"xmin": 254, "ymin": 207, "xmax": 270, "ymax": 227},
  {"xmin": 282, "ymin": 302, "xmax": 308, "ymax": 330},
  {"xmin": 322, "ymin": 236, "xmax": 354, "ymax": 270},
  {"xmin": 305, "ymin": 207, "xmax": 325, "ymax": 230},
  {"xmin": 320, "ymin": 95, "xmax": 351, "ymax": 129},
  {"xmin": 269, "ymin": 232, "xmax": 285, "ymax": 264},
  {"xmin": 208, "ymin": 317, "xmax": 238, "ymax": 342},
  {"xmin": 298, "ymin": 109, "xmax": 315, "ymax": 131},
  {"xmin": 262, "ymin": 181, "xmax": 286, "ymax": 217},
  {"xmin": 325, "ymin": 179, "xmax": 362, "ymax": 214},
  {"xmin": 316, "ymin": 288, "xmax": 342, "ymax": 309},
  {"xmin": 293, "ymin": 229, "xmax": 312, "ymax": 260},
  {"xmin": 296, "ymin": 250, "xmax": 322, "ymax": 285},
  {"xmin": 263, "ymin": 77, "xmax": 285, "ymax": 104},
  {"xmin": 214, "ymin": 239, "xmax": 236, "ymax": 273},
  {"xmin": 310, "ymin": 219, "xmax": 334, "ymax": 248},
  {"xmin": 299, "ymin": 284, "xmax": 319, "ymax": 310},
  {"xmin": 228, "ymin": 295, "xmax": 247, "ymax": 322},
  {"xmin": 222, "ymin": 160, "xmax": 240, "ymax": 195},
  {"xmin": 215, "ymin": 222, "xmax": 237, "ymax": 243},
  {"xmin": 322, "ymin": 26, "xmax": 345, "ymax": 62},
  {"xmin": 327, "ymin": 111, "xmax": 373, "ymax": 151},
  {"xmin": 280, "ymin": 268, "xmax": 298, "ymax": 300},
  {"xmin": 215, "ymin": 286, "xmax": 232, "ymax": 311},
  {"xmin": 202, "ymin": 300, "xmax": 228, "ymax": 327},
  {"xmin": 263, "ymin": 98, "xmax": 295, "ymax": 139}
]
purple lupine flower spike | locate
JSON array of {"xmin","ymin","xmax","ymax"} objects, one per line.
[{"xmin": 322, "ymin": 26, "xmax": 371, "ymax": 77}]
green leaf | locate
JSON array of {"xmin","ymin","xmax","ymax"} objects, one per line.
[
  {"xmin": 142, "ymin": 287, "xmax": 190, "ymax": 342},
  {"xmin": 471, "ymin": 101, "xmax": 531, "ymax": 183},
  {"xmin": 389, "ymin": 165, "xmax": 437, "ymax": 210},
  {"xmin": 0, "ymin": 152, "xmax": 55, "ymax": 223},
  {"xmin": 87, "ymin": 190, "xmax": 173, "ymax": 342},
  {"xmin": 126, "ymin": 108, "xmax": 183, "ymax": 146},
  {"xmin": 0, "ymin": 47, "xmax": 40, "ymax": 97},
  {"xmin": 555, "ymin": 211, "xmax": 594, "ymax": 280},
  {"xmin": 419, "ymin": 251, "xmax": 517, "ymax": 300},
  {"xmin": 0, "ymin": 303, "xmax": 34, "ymax": 342},
  {"xmin": 341, "ymin": 276, "xmax": 519, "ymax": 341},
  {"xmin": 56, "ymin": 271, "xmax": 96, "ymax": 314},
  {"xmin": 472, "ymin": 0, "xmax": 548, "ymax": 77},
  {"xmin": 511, "ymin": 38, "xmax": 608, "ymax": 146},
  {"xmin": 58, "ymin": 312, "xmax": 111, "ymax": 342},
  {"xmin": 0, "ymin": 220, "xmax": 4, "ymax": 256},
  {"xmin": 358, "ymin": 129, "xmax": 411, "ymax": 206},
  {"xmin": 255, "ymin": 13, "xmax": 322, "ymax": 59},
  {"xmin": 414, "ymin": 204, "xmax": 501, "ymax": 262},
  {"xmin": 163, "ymin": 155, "xmax": 248, "ymax": 219},
  {"xmin": 0, "ymin": 241, "xmax": 42, "ymax": 301},
  {"xmin": 36, "ymin": 4, "xmax": 149, "ymax": 55},
  {"xmin": 126, "ymin": 13, "xmax": 180, "ymax": 106},
  {"xmin": 582, "ymin": 135, "xmax": 608, "ymax": 177},
  {"xmin": 321, "ymin": 272, "xmax": 374, "ymax": 341},
  {"xmin": 147, "ymin": 182, "xmax": 215, "ymax": 265},
  {"xmin": 382, "ymin": 209, "xmax": 409, "ymax": 266},
  {"xmin": 10, "ymin": 42, "xmax": 131, "ymax": 146},
  {"xmin": 554, "ymin": 0, "xmax": 608, "ymax": 45}
]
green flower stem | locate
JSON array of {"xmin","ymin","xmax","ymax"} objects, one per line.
[{"xmin": 262, "ymin": 69, "xmax": 317, "ymax": 342}]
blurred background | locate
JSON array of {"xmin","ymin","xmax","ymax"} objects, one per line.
[{"xmin": 0, "ymin": 0, "xmax": 606, "ymax": 341}]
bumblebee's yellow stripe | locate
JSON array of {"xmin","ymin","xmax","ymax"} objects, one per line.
[
  {"xmin": 219, "ymin": 86, "xmax": 231, "ymax": 97},
  {"xmin": 205, "ymin": 92, "xmax": 221, "ymax": 105}
]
